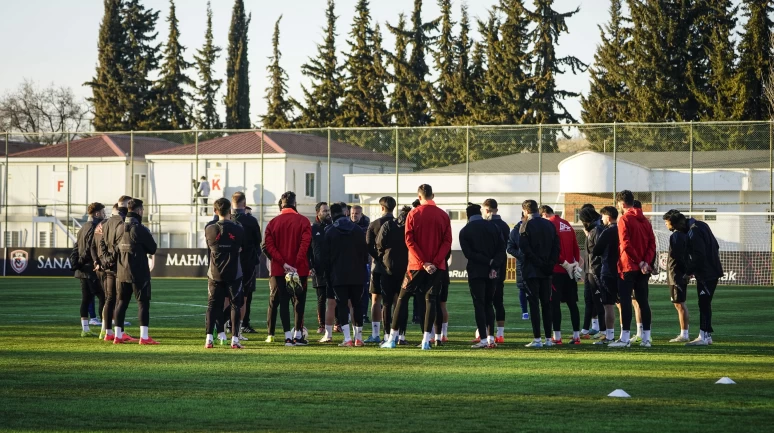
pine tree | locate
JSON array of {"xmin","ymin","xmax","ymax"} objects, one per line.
[
  {"xmin": 449, "ymin": 3, "xmax": 474, "ymax": 125},
  {"xmin": 471, "ymin": 10, "xmax": 505, "ymax": 124},
  {"xmin": 431, "ymin": 0, "xmax": 456, "ymax": 125},
  {"xmin": 581, "ymin": 0, "xmax": 630, "ymax": 124},
  {"xmin": 370, "ymin": 23, "xmax": 390, "ymax": 127},
  {"xmin": 467, "ymin": 40, "xmax": 487, "ymax": 124},
  {"xmin": 736, "ymin": 0, "xmax": 774, "ymax": 120},
  {"xmin": 296, "ymin": 0, "xmax": 344, "ymax": 128},
  {"xmin": 405, "ymin": 0, "xmax": 439, "ymax": 126},
  {"xmin": 193, "ymin": 1, "xmax": 223, "ymax": 131},
  {"xmin": 225, "ymin": 0, "xmax": 251, "ymax": 129},
  {"xmin": 338, "ymin": 0, "xmax": 388, "ymax": 127},
  {"xmin": 86, "ymin": 0, "xmax": 126, "ymax": 131},
  {"xmin": 144, "ymin": 0, "xmax": 194, "ymax": 130},
  {"xmin": 120, "ymin": 0, "xmax": 160, "ymax": 130},
  {"xmin": 261, "ymin": 16, "xmax": 293, "ymax": 129},
  {"xmin": 387, "ymin": 14, "xmax": 413, "ymax": 126},
  {"xmin": 523, "ymin": 0, "xmax": 587, "ymax": 128}
]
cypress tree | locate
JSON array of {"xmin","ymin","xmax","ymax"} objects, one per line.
[
  {"xmin": 735, "ymin": 0, "xmax": 774, "ymax": 120},
  {"xmin": 193, "ymin": 1, "xmax": 223, "ymax": 131},
  {"xmin": 225, "ymin": 0, "xmax": 251, "ymax": 129},
  {"xmin": 370, "ymin": 22, "xmax": 390, "ymax": 127},
  {"xmin": 581, "ymin": 0, "xmax": 630, "ymax": 124},
  {"xmin": 450, "ymin": 3, "xmax": 474, "ymax": 124},
  {"xmin": 431, "ymin": 0, "xmax": 456, "ymax": 125},
  {"xmin": 387, "ymin": 14, "xmax": 413, "ymax": 126},
  {"xmin": 261, "ymin": 16, "xmax": 293, "ymax": 129},
  {"xmin": 120, "ymin": 0, "xmax": 160, "ymax": 130},
  {"xmin": 405, "ymin": 0, "xmax": 439, "ymax": 126},
  {"xmin": 144, "ymin": 0, "xmax": 194, "ymax": 130},
  {"xmin": 471, "ymin": 10, "xmax": 504, "ymax": 124},
  {"xmin": 86, "ymin": 0, "xmax": 126, "ymax": 131},
  {"xmin": 296, "ymin": 0, "xmax": 344, "ymax": 128}
]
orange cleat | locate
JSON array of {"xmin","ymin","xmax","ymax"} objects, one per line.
[
  {"xmin": 121, "ymin": 334, "xmax": 138, "ymax": 343},
  {"xmin": 205, "ymin": 342, "xmax": 214, "ymax": 349},
  {"xmin": 354, "ymin": 339, "xmax": 364, "ymax": 347},
  {"xmin": 104, "ymin": 334, "xmax": 115, "ymax": 342},
  {"xmin": 139, "ymin": 337, "xmax": 159, "ymax": 345},
  {"xmin": 568, "ymin": 338, "xmax": 581, "ymax": 345},
  {"xmin": 495, "ymin": 336, "xmax": 505, "ymax": 344}
]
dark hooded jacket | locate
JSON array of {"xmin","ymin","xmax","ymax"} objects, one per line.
[
  {"xmin": 99, "ymin": 207, "xmax": 127, "ymax": 274},
  {"xmin": 117, "ymin": 212, "xmax": 157, "ymax": 284},
  {"xmin": 324, "ymin": 215, "xmax": 367, "ymax": 287},
  {"xmin": 686, "ymin": 218, "xmax": 724, "ymax": 282}
]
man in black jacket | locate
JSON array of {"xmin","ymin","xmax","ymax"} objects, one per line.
[
  {"xmin": 684, "ymin": 213, "xmax": 723, "ymax": 346},
  {"xmin": 365, "ymin": 196, "xmax": 396, "ymax": 344},
  {"xmin": 519, "ymin": 200, "xmax": 560, "ymax": 348},
  {"xmin": 592, "ymin": 206, "xmax": 620, "ymax": 343},
  {"xmin": 205, "ymin": 198, "xmax": 246, "ymax": 349},
  {"xmin": 376, "ymin": 205, "xmax": 410, "ymax": 343},
  {"xmin": 663, "ymin": 210, "xmax": 691, "ymax": 344},
  {"xmin": 460, "ymin": 203, "xmax": 505, "ymax": 349},
  {"xmin": 91, "ymin": 204, "xmax": 112, "ymax": 339},
  {"xmin": 73, "ymin": 202, "xmax": 106, "ymax": 338},
  {"xmin": 483, "ymin": 198, "xmax": 509, "ymax": 344},
  {"xmin": 579, "ymin": 207, "xmax": 608, "ymax": 344},
  {"xmin": 309, "ymin": 202, "xmax": 335, "ymax": 342},
  {"xmin": 115, "ymin": 199, "xmax": 158, "ymax": 345},
  {"xmin": 99, "ymin": 195, "xmax": 133, "ymax": 342},
  {"xmin": 324, "ymin": 203, "xmax": 368, "ymax": 347},
  {"xmin": 506, "ymin": 216, "xmax": 530, "ymax": 322},
  {"xmin": 231, "ymin": 192, "xmax": 262, "ymax": 336}
]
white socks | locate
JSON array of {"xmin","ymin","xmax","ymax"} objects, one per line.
[
  {"xmin": 206, "ymin": 334, "xmax": 214, "ymax": 344},
  {"xmin": 497, "ymin": 327, "xmax": 504, "ymax": 338},
  {"xmin": 231, "ymin": 335, "xmax": 239, "ymax": 345},
  {"xmin": 390, "ymin": 329, "xmax": 400, "ymax": 342},
  {"xmin": 325, "ymin": 325, "xmax": 333, "ymax": 339},
  {"xmin": 435, "ymin": 333, "xmax": 442, "ymax": 342},
  {"xmin": 581, "ymin": 329, "xmax": 589, "ymax": 335},
  {"xmin": 681, "ymin": 329, "xmax": 689, "ymax": 339},
  {"xmin": 636, "ymin": 323, "xmax": 643, "ymax": 338},
  {"xmin": 591, "ymin": 318, "xmax": 599, "ymax": 332},
  {"xmin": 115, "ymin": 327, "xmax": 124, "ymax": 339},
  {"xmin": 140, "ymin": 326, "xmax": 149, "ymax": 340},
  {"xmin": 699, "ymin": 330, "xmax": 706, "ymax": 340},
  {"xmin": 422, "ymin": 332, "xmax": 431, "ymax": 344},
  {"xmin": 101, "ymin": 322, "xmax": 107, "ymax": 333},
  {"xmin": 606, "ymin": 329, "xmax": 614, "ymax": 340},
  {"xmin": 284, "ymin": 331, "xmax": 292, "ymax": 340},
  {"xmin": 372, "ymin": 322, "xmax": 380, "ymax": 338},
  {"xmin": 642, "ymin": 330, "xmax": 651, "ymax": 342},
  {"xmin": 621, "ymin": 330, "xmax": 630, "ymax": 343},
  {"xmin": 442, "ymin": 323, "xmax": 448, "ymax": 338},
  {"xmin": 342, "ymin": 325, "xmax": 351, "ymax": 342},
  {"xmin": 573, "ymin": 331, "xmax": 580, "ymax": 340},
  {"xmin": 218, "ymin": 332, "xmax": 227, "ymax": 340},
  {"xmin": 81, "ymin": 319, "xmax": 89, "ymax": 332},
  {"xmin": 553, "ymin": 331, "xmax": 561, "ymax": 341},
  {"xmin": 354, "ymin": 326, "xmax": 363, "ymax": 341}
]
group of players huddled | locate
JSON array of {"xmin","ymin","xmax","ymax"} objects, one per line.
[{"xmin": 72, "ymin": 184, "xmax": 722, "ymax": 350}]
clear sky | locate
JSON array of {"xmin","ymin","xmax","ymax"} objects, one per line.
[{"xmin": 0, "ymin": 0, "xmax": 626, "ymax": 126}]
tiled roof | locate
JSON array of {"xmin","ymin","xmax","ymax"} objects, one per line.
[
  {"xmin": 149, "ymin": 131, "xmax": 396, "ymax": 163},
  {"xmin": 8, "ymin": 135, "xmax": 179, "ymax": 158},
  {"xmin": 0, "ymin": 140, "xmax": 40, "ymax": 156}
]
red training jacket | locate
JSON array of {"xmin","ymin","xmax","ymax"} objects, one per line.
[
  {"xmin": 263, "ymin": 208, "xmax": 312, "ymax": 277},
  {"xmin": 405, "ymin": 200, "xmax": 452, "ymax": 271},
  {"xmin": 617, "ymin": 207, "xmax": 656, "ymax": 278},
  {"xmin": 548, "ymin": 215, "xmax": 581, "ymax": 274}
]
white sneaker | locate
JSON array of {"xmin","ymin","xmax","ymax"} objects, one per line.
[
  {"xmin": 608, "ymin": 339, "xmax": 631, "ymax": 348},
  {"xmin": 525, "ymin": 340, "xmax": 543, "ymax": 348},
  {"xmin": 238, "ymin": 334, "xmax": 248, "ymax": 341},
  {"xmin": 640, "ymin": 340, "xmax": 652, "ymax": 348},
  {"xmin": 686, "ymin": 337, "xmax": 708, "ymax": 346},
  {"xmin": 471, "ymin": 341, "xmax": 489, "ymax": 349},
  {"xmin": 706, "ymin": 335, "xmax": 713, "ymax": 345},
  {"xmin": 124, "ymin": 321, "xmax": 131, "ymax": 326},
  {"xmin": 88, "ymin": 318, "xmax": 102, "ymax": 326},
  {"xmin": 544, "ymin": 339, "xmax": 554, "ymax": 347},
  {"xmin": 669, "ymin": 335, "xmax": 690, "ymax": 343}
]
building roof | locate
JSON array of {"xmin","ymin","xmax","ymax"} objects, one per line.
[
  {"xmin": 421, "ymin": 150, "xmax": 772, "ymax": 174},
  {"xmin": 0, "ymin": 140, "xmax": 41, "ymax": 156},
  {"xmin": 8, "ymin": 134, "xmax": 179, "ymax": 159},
  {"xmin": 148, "ymin": 131, "xmax": 397, "ymax": 164}
]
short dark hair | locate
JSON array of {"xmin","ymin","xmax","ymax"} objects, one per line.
[
  {"xmin": 412, "ymin": 199, "xmax": 421, "ymax": 208},
  {"xmin": 417, "ymin": 184, "xmax": 433, "ymax": 199},
  {"xmin": 522, "ymin": 200, "xmax": 538, "ymax": 214},
  {"xmin": 616, "ymin": 190, "xmax": 634, "ymax": 206},
  {"xmin": 87, "ymin": 202, "xmax": 105, "ymax": 216},
  {"xmin": 664, "ymin": 209, "xmax": 687, "ymax": 230},
  {"xmin": 578, "ymin": 207, "xmax": 600, "ymax": 224},
  {"xmin": 112, "ymin": 203, "xmax": 119, "ymax": 210},
  {"xmin": 633, "ymin": 200, "xmax": 642, "ymax": 209},
  {"xmin": 201, "ymin": 176, "xmax": 206, "ymax": 180},
  {"xmin": 539, "ymin": 205, "xmax": 554, "ymax": 215},
  {"xmin": 330, "ymin": 203, "xmax": 344, "ymax": 217},
  {"xmin": 214, "ymin": 198, "xmax": 231, "ymax": 217},
  {"xmin": 127, "ymin": 199, "xmax": 144, "ymax": 211},
  {"xmin": 379, "ymin": 196, "xmax": 397, "ymax": 212},
  {"xmin": 483, "ymin": 198, "xmax": 498, "ymax": 210},
  {"xmin": 466, "ymin": 202, "xmax": 482, "ymax": 219},
  {"xmin": 280, "ymin": 191, "xmax": 296, "ymax": 209},
  {"xmin": 315, "ymin": 201, "xmax": 328, "ymax": 213},
  {"xmin": 600, "ymin": 206, "xmax": 618, "ymax": 220},
  {"xmin": 232, "ymin": 191, "xmax": 246, "ymax": 205},
  {"xmin": 398, "ymin": 205, "xmax": 412, "ymax": 222},
  {"xmin": 245, "ymin": 206, "xmax": 252, "ymax": 211},
  {"xmin": 581, "ymin": 203, "xmax": 595, "ymax": 211}
]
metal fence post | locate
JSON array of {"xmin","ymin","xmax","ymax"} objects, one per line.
[
  {"xmin": 4, "ymin": 132, "xmax": 8, "ymax": 258},
  {"xmin": 769, "ymin": 120, "xmax": 772, "ymax": 214},
  {"xmin": 466, "ymin": 125, "xmax": 470, "ymax": 204},
  {"xmin": 395, "ymin": 127, "xmax": 399, "ymax": 202},
  {"xmin": 327, "ymin": 127, "xmax": 331, "ymax": 203},
  {"xmin": 260, "ymin": 128, "xmax": 265, "ymax": 230},
  {"xmin": 130, "ymin": 131, "xmax": 134, "ymax": 197},
  {"xmin": 612, "ymin": 123, "xmax": 617, "ymax": 204},
  {"xmin": 689, "ymin": 121, "xmax": 694, "ymax": 213},
  {"xmin": 66, "ymin": 132, "xmax": 71, "ymax": 247},
  {"xmin": 194, "ymin": 129, "xmax": 199, "ymax": 212},
  {"xmin": 538, "ymin": 124, "xmax": 543, "ymax": 205}
]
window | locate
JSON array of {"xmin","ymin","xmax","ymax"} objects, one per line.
[
  {"xmin": 304, "ymin": 173, "xmax": 315, "ymax": 198},
  {"xmin": 133, "ymin": 174, "xmax": 147, "ymax": 200},
  {"xmin": 4, "ymin": 231, "xmax": 20, "ymax": 247},
  {"xmin": 170, "ymin": 233, "xmax": 188, "ymax": 248},
  {"xmin": 703, "ymin": 209, "xmax": 717, "ymax": 222},
  {"xmin": 447, "ymin": 210, "xmax": 466, "ymax": 221},
  {"xmin": 39, "ymin": 231, "xmax": 54, "ymax": 247}
]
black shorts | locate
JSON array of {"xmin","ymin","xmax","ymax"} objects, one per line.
[
  {"xmin": 120, "ymin": 280, "xmax": 151, "ymax": 302},
  {"xmin": 438, "ymin": 272, "xmax": 449, "ymax": 303},
  {"xmin": 670, "ymin": 284, "xmax": 687, "ymax": 304},
  {"xmin": 600, "ymin": 275, "xmax": 618, "ymax": 305},
  {"xmin": 380, "ymin": 272, "xmax": 402, "ymax": 300},
  {"xmin": 208, "ymin": 278, "xmax": 244, "ymax": 307},
  {"xmin": 552, "ymin": 272, "xmax": 578, "ymax": 303},
  {"xmin": 586, "ymin": 274, "xmax": 609, "ymax": 305},
  {"xmin": 402, "ymin": 269, "xmax": 441, "ymax": 295},
  {"xmin": 369, "ymin": 272, "xmax": 383, "ymax": 295},
  {"xmin": 241, "ymin": 265, "xmax": 257, "ymax": 293}
]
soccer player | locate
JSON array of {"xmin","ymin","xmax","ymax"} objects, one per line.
[
  {"xmin": 609, "ymin": 190, "xmax": 656, "ymax": 348},
  {"xmin": 431, "ymin": 252, "xmax": 451, "ymax": 346},
  {"xmin": 629, "ymin": 200, "xmax": 647, "ymax": 342},
  {"xmin": 99, "ymin": 196, "xmax": 134, "ymax": 342},
  {"xmin": 350, "ymin": 204, "xmax": 372, "ymax": 325},
  {"xmin": 365, "ymin": 196, "xmax": 396, "ymax": 343},
  {"xmin": 263, "ymin": 191, "xmax": 312, "ymax": 346},
  {"xmin": 381, "ymin": 184, "xmax": 452, "ymax": 350},
  {"xmin": 506, "ymin": 215, "xmax": 530, "ymax": 321},
  {"xmin": 684, "ymin": 212, "xmax": 723, "ymax": 346},
  {"xmin": 540, "ymin": 205, "xmax": 582, "ymax": 345},
  {"xmin": 483, "ymin": 198, "xmax": 510, "ymax": 344},
  {"xmin": 591, "ymin": 206, "xmax": 620, "ymax": 344},
  {"xmin": 376, "ymin": 205, "xmax": 410, "ymax": 343},
  {"xmin": 73, "ymin": 202, "xmax": 107, "ymax": 337},
  {"xmin": 231, "ymin": 192, "xmax": 262, "ymax": 337},
  {"xmin": 579, "ymin": 204, "xmax": 601, "ymax": 337},
  {"xmin": 662, "ymin": 210, "xmax": 691, "ymax": 343},
  {"xmin": 579, "ymin": 207, "xmax": 608, "ymax": 343},
  {"xmin": 205, "ymin": 198, "xmax": 245, "ymax": 349},
  {"xmin": 115, "ymin": 199, "xmax": 159, "ymax": 345},
  {"xmin": 460, "ymin": 203, "xmax": 505, "ymax": 349},
  {"xmin": 90, "ymin": 204, "xmax": 111, "ymax": 338},
  {"xmin": 519, "ymin": 200, "xmax": 560, "ymax": 348},
  {"xmin": 309, "ymin": 202, "xmax": 336, "ymax": 342},
  {"xmin": 324, "ymin": 203, "xmax": 368, "ymax": 347}
]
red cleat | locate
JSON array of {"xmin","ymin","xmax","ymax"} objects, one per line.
[
  {"xmin": 487, "ymin": 343, "xmax": 498, "ymax": 349},
  {"xmin": 354, "ymin": 339, "xmax": 364, "ymax": 347},
  {"xmin": 495, "ymin": 336, "xmax": 505, "ymax": 344},
  {"xmin": 471, "ymin": 337, "xmax": 481, "ymax": 344},
  {"xmin": 104, "ymin": 334, "xmax": 115, "ymax": 342},
  {"xmin": 580, "ymin": 333, "xmax": 592, "ymax": 340},
  {"xmin": 552, "ymin": 339, "xmax": 563, "ymax": 345},
  {"xmin": 441, "ymin": 336, "xmax": 449, "ymax": 343},
  {"xmin": 112, "ymin": 337, "xmax": 123, "ymax": 345},
  {"xmin": 569, "ymin": 338, "xmax": 581, "ymax": 345},
  {"xmin": 205, "ymin": 342, "xmax": 214, "ymax": 349},
  {"xmin": 231, "ymin": 342, "xmax": 242, "ymax": 349},
  {"xmin": 121, "ymin": 334, "xmax": 138, "ymax": 343},
  {"xmin": 139, "ymin": 337, "xmax": 159, "ymax": 345}
]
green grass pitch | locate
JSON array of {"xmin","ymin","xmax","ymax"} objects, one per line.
[{"xmin": 0, "ymin": 278, "xmax": 772, "ymax": 433}]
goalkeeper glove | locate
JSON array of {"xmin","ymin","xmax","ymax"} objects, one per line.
[{"xmin": 573, "ymin": 265, "xmax": 583, "ymax": 282}]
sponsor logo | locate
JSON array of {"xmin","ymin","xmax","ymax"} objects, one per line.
[
  {"xmin": 10, "ymin": 250, "xmax": 28, "ymax": 274},
  {"xmin": 658, "ymin": 253, "xmax": 668, "ymax": 272},
  {"xmin": 37, "ymin": 256, "xmax": 72, "ymax": 269},
  {"xmin": 559, "ymin": 222, "xmax": 573, "ymax": 232},
  {"xmin": 720, "ymin": 271, "xmax": 737, "ymax": 282},
  {"xmin": 449, "ymin": 270, "xmax": 468, "ymax": 278},
  {"xmin": 166, "ymin": 254, "xmax": 209, "ymax": 267}
]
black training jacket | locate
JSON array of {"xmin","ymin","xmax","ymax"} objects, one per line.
[
  {"xmin": 459, "ymin": 216, "xmax": 506, "ymax": 280},
  {"xmin": 308, "ymin": 220, "xmax": 330, "ymax": 288},
  {"xmin": 668, "ymin": 230, "xmax": 689, "ymax": 286},
  {"xmin": 490, "ymin": 215, "xmax": 510, "ymax": 277},
  {"xmin": 376, "ymin": 217, "xmax": 408, "ymax": 277},
  {"xmin": 324, "ymin": 215, "xmax": 368, "ymax": 287},
  {"xmin": 686, "ymin": 218, "xmax": 724, "ymax": 282},
  {"xmin": 593, "ymin": 223, "xmax": 620, "ymax": 279},
  {"xmin": 232, "ymin": 210, "xmax": 262, "ymax": 271},
  {"xmin": 99, "ymin": 208, "xmax": 127, "ymax": 274},
  {"xmin": 507, "ymin": 221, "xmax": 526, "ymax": 291},
  {"xmin": 585, "ymin": 219, "xmax": 603, "ymax": 277},
  {"xmin": 206, "ymin": 219, "xmax": 245, "ymax": 282},
  {"xmin": 518, "ymin": 214, "xmax": 560, "ymax": 280},
  {"xmin": 367, "ymin": 213, "xmax": 393, "ymax": 274},
  {"xmin": 73, "ymin": 218, "xmax": 100, "ymax": 278},
  {"xmin": 117, "ymin": 212, "xmax": 157, "ymax": 284}
]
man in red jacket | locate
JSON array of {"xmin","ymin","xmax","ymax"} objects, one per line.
[
  {"xmin": 609, "ymin": 190, "xmax": 656, "ymax": 348},
  {"xmin": 263, "ymin": 191, "xmax": 312, "ymax": 347},
  {"xmin": 540, "ymin": 205, "xmax": 583, "ymax": 345},
  {"xmin": 381, "ymin": 184, "xmax": 452, "ymax": 350}
]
